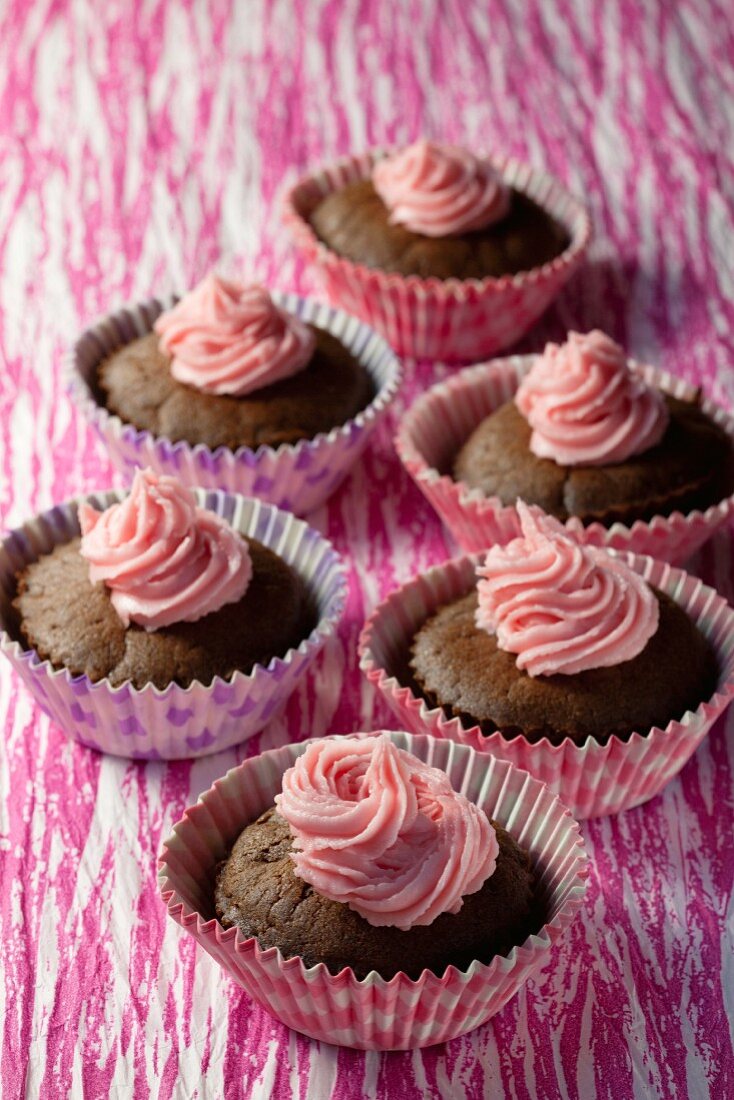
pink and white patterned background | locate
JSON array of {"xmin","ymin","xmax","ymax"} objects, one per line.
[{"xmin": 1, "ymin": 2, "xmax": 733, "ymax": 1097}]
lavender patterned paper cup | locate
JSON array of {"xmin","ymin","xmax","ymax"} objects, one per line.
[
  {"xmin": 395, "ymin": 355, "xmax": 734, "ymax": 564},
  {"xmin": 0, "ymin": 490, "xmax": 347, "ymax": 760},
  {"xmin": 68, "ymin": 293, "xmax": 402, "ymax": 516},
  {"xmin": 283, "ymin": 149, "xmax": 592, "ymax": 363},
  {"xmin": 158, "ymin": 731, "xmax": 589, "ymax": 1050}
]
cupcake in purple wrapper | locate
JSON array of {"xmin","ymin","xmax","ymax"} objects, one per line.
[
  {"xmin": 0, "ymin": 470, "xmax": 346, "ymax": 759},
  {"xmin": 159, "ymin": 731, "xmax": 589, "ymax": 1049},
  {"xmin": 284, "ymin": 140, "xmax": 591, "ymax": 361},
  {"xmin": 68, "ymin": 276, "xmax": 401, "ymax": 515}
]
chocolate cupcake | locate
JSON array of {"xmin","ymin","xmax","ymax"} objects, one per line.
[
  {"xmin": 214, "ymin": 735, "xmax": 540, "ymax": 980},
  {"xmin": 454, "ymin": 330, "xmax": 734, "ymax": 526},
  {"xmin": 95, "ymin": 275, "xmax": 374, "ymax": 450},
  {"xmin": 410, "ymin": 504, "xmax": 718, "ymax": 747},
  {"xmin": 309, "ymin": 140, "xmax": 569, "ymax": 280},
  {"xmin": 285, "ymin": 144, "xmax": 590, "ymax": 363},
  {"xmin": 12, "ymin": 468, "xmax": 313, "ymax": 691}
]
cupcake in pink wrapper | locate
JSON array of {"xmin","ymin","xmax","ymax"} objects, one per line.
[
  {"xmin": 358, "ymin": 518, "xmax": 734, "ymax": 819},
  {"xmin": 68, "ymin": 278, "xmax": 401, "ymax": 515},
  {"xmin": 159, "ymin": 731, "xmax": 588, "ymax": 1049},
  {"xmin": 0, "ymin": 472, "xmax": 347, "ymax": 759},
  {"xmin": 283, "ymin": 141, "xmax": 591, "ymax": 362},
  {"xmin": 396, "ymin": 332, "xmax": 734, "ymax": 563}
]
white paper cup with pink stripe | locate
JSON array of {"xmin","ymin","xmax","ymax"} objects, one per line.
[
  {"xmin": 0, "ymin": 490, "xmax": 347, "ymax": 759},
  {"xmin": 158, "ymin": 730, "xmax": 588, "ymax": 1050},
  {"xmin": 358, "ymin": 553, "xmax": 734, "ymax": 820},
  {"xmin": 283, "ymin": 150, "xmax": 591, "ymax": 363},
  {"xmin": 396, "ymin": 355, "xmax": 734, "ymax": 564},
  {"xmin": 68, "ymin": 292, "xmax": 402, "ymax": 516}
]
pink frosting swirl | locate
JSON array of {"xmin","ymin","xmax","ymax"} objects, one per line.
[
  {"xmin": 154, "ymin": 275, "xmax": 315, "ymax": 396},
  {"xmin": 79, "ymin": 468, "xmax": 252, "ymax": 631},
  {"xmin": 275, "ymin": 735, "xmax": 498, "ymax": 931},
  {"xmin": 515, "ymin": 330, "xmax": 669, "ymax": 466},
  {"xmin": 372, "ymin": 140, "xmax": 511, "ymax": 237},
  {"xmin": 475, "ymin": 502, "xmax": 659, "ymax": 676}
]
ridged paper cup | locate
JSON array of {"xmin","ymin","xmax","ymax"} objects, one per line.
[
  {"xmin": 396, "ymin": 355, "xmax": 734, "ymax": 564},
  {"xmin": 0, "ymin": 490, "xmax": 347, "ymax": 760},
  {"xmin": 358, "ymin": 553, "xmax": 734, "ymax": 820},
  {"xmin": 68, "ymin": 292, "xmax": 402, "ymax": 516},
  {"xmin": 158, "ymin": 730, "xmax": 588, "ymax": 1050},
  {"xmin": 283, "ymin": 149, "xmax": 591, "ymax": 363}
]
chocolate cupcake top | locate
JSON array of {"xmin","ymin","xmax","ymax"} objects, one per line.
[
  {"xmin": 95, "ymin": 274, "xmax": 375, "ymax": 451},
  {"xmin": 454, "ymin": 331, "xmax": 733, "ymax": 525},
  {"xmin": 308, "ymin": 141, "xmax": 570, "ymax": 281},
  {"xmin": 13, "ymin": 469, "xmax": 312, "ymax": 689},
  {"xmin": 410, "ymin": 505, "xmax": 717, "ymax": 745},
  {"xmin": 214, "ymin": 734, "xmax": 540, "ymax": 979}
]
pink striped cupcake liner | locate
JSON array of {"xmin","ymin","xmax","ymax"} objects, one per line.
[
  {"xmin": 282, "ymin": 149, "xmax": 591, "ymax": 363},
  {"xmin": 358, "ymin": 553, "xmax": 734, "ymax": 820},
  {"xmin": 0, "ymin": 490, "xmax": 347, "ymax": 760},
  {"xmin": 396, "ymin": 355, "xmax": 734, "ymax": 564},
  {"xmin": 158, "ymin": 730, "xmax": 588, "ymax": 1050},
  {"xmin": 68, "ymin": 292, "xmax": 402, "ymax": 516}
]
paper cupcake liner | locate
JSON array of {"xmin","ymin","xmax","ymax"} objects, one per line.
[
  {"xmin": 282, "ymin": 149, "xmax": 592, "ymax": 362},
  {"xmin": 358, "ymin": 553, "xmax": 734, "ymax": 820},
  {"xmin": 395, "ymin": 355, "xmax": 734, "ymax": 564},
  {"xmin": 67, "ymin": 292, "xmax": 402, "ymax": 516},
  {"xmin": 158, "ymin": 730, "xmax": 588, "ymax": 1050},
  {"xmin": 0, "ymin": 491, "xmax": 347, "ymax": 760}
]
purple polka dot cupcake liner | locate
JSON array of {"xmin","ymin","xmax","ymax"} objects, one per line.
[
  {"xmin": 395, "ymin": 355, "xmax": 734, "ymax": 564},
  {"xmin": 0, "ymin": 490, "xmax": 347, "ymax": 759},
  {"xmin": 158, "ymin": 731, "xmax": 589, "ymax": 1050},
  {"xmin": 67, "ymin": 293, "xmax": 402, "ymax": 515}
]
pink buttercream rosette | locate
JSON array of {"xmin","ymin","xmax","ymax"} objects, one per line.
[
  {"xmin": 395, "ymin": 353, "xmax": 734, "ymax": 564},
  {"xmin": 283, "ymin": 147, "xmax": 591, "ymax": 362},
  {"xmin": 67, "ymin": 291, "xmax": 401, "ymax": 516},
  {"xmin": 275, "ymin": 734, "xmax": 498, "ymax": 930},
  {"xmin": 158, "ymin": 731, "xmax": 589, "ymax": 1050},
  {"xmin": 358, "ymin": 551, "xmax": 734, "ymax": 820},
  {"xmin": 0, "ymin": 488, "xmax": 347, "ymax": 759}
]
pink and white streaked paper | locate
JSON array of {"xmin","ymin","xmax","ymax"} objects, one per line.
[{"xmin": 1, "ymin": 1, "xmax": 733, "ymax": 1097}]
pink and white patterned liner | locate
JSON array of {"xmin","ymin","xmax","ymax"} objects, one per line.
[
  {"xmin": 158, "ymin": 731, "xmax": 589, "ymax": 1050},
  {"xmin": 283, "ymin": 149, "xmax": 592, "ymax": 363},
  {"xmin": 358, "ymin": 552, "xmax": 734, "ymax": 820},
  {"xmin": 67, "ymin": 292, "xmax": 402, "ymax": 516},
  {"xmin": 395, "ymin": 355, "xmax": 734, "ymax": 564},
  {"xmin": 0, "ymin": 490, "xmax": 347, "ymax": 760}
]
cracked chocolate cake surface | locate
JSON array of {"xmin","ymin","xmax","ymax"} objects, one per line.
[
  {"xmin": 309, "ymin": 178, "xmax": 570, "ymax": 280},
  {"xmin": 96, "ymin": 325, "xmax": 374, "ymax": 450},
  {"xmin": 453, "ymin": 394, "xmax": 734, "ymax": 527},
  {"xmin": 13, "ymin": 536, "xmax": 313, "ymax": 690},
  {"xmin": 214, "ymin": 806, "xmax": 540, "ymax": 980},
  {"xmin": 409, "ymin": 588, "xmax": 717, "ymax": 746}
]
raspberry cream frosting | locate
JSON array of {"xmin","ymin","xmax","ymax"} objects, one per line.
[
  {"xmin": 515, "ymin": 330, "xmax": 669, "ymax": 466},
  {"xmin": 154, "ymin": 275, "xmax": 315, "ymax": 397},
  {"xmin": 79, "ymin": 468, "xmax": 252, "ymax": 630},
  {"xmin": 372, "ymin": 140, "xmax": 511, "ymax": 238},
  {"xmin": 275, "ymin": 735, "xmax": 498, "ymax": 931},
  {"xmin": 475, "ymin": 502, "xmax": 659, "ymax": 677}
]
